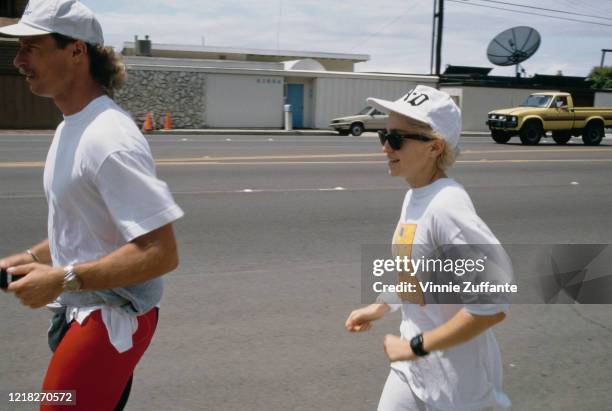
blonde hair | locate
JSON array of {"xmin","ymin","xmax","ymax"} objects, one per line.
[{"xmin": 399, "ymin": 118, "xmax": 460, "ymax": 170}]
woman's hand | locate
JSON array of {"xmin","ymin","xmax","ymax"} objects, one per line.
[
  {"xmin": 345, "ymin": 303, "xmax": 389, "ymax": 332},
  {"xmin": 383, "ymin": 334, "xmax": 414, "ymax": 362}
]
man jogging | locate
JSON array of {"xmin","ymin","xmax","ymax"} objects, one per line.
[{"xmin": 0, "ymin": 1, "xmax": 183, "ymax": 409}]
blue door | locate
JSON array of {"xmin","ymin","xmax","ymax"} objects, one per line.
[{"xmin": 286, "ymin": 84, "xmax": 304, "ymax": 128}]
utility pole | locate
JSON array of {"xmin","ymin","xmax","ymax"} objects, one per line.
[
  {"xmin": 601, "ymin": 49, "xmax": 612, "ymax": 67},
  {"xmin": 430, "ymin": 0, "xmax": 437, "ymax": 74},
  {"xmin": 430, "ymin": 0, "xmax": 445, "ymax": 76}
]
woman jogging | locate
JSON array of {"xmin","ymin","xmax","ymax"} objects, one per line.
[{"xmin": 345, "ymin": 86, "xmax": 511, "ymax": 411}]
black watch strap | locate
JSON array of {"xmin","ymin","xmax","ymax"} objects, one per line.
[{"xmin": 410, "ymin": 333, "xmax": 429, "ymax": 357}]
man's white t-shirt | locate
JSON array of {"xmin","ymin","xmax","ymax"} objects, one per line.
[
  {"xmin": 381, "ymin": 178, "xmax": 512, "ymax": 411},
  {"xmin": 44, "ymin": 95, "xmax": 184, "ymax": 351}
]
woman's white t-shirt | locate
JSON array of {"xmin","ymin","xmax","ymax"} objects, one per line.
[{"xmin": 381, "ymin": 178, "xmax": 512, "ymax": 411}]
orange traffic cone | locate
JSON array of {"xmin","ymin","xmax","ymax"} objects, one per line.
[
  {"xmin": 164, "ymin": 112, "xmax": 172, "ymax": 130},
  {"xmin": 142, "ymin": 112, "xmax": 153, "ymax": 132}
]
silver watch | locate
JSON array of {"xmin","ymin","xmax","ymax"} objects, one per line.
[{"xmin": 63, "ymin": 265, "xmax": 82, "ymax": 292}]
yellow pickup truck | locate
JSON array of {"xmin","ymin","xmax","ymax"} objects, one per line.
[{"xmin": 486, "ymin": 91, "xmax": 612, "ymax": 145}]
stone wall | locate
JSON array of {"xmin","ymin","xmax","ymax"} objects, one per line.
[{"xmin": 115, "ymin": 69, "xmax": 206, "ymax": 129}]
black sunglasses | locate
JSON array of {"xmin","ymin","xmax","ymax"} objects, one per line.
[{"xmin": 378, "ymin": 130, "xmax": 433, "ymax": 150}]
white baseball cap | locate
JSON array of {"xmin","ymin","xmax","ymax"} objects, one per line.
[
  {"xmin": 0, "ymin": 0, "xmax": 104, "ymax": 45},
  {"xmin": 367, "ymin": 85, "xmax": 462, "ymax": 148}
]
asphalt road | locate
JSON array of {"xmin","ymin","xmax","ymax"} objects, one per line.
[{"xmin": 1, "ymin": 132, "xmax": 612, "ymax": 411}]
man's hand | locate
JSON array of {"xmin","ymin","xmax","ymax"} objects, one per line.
[
  {"xmin": 383, "ymin": 334, "xmax": 415, "ymax": 362},
  {"xmin": 345, "ymin": 304, "xmax": 389, "ymax": 332},
  {"xmin": 0, "ymin": 251, "xmax": 36, "ymax": 271},
  {"xmin": 6, "ymin": 264, "xmax": 64, "ymax": 308}
]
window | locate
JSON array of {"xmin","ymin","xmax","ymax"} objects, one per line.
[
  {"xmin": 555, "ymin": 96, "xmax": 568, "ymax": 107},
  {"xmin": 520, "ymin": 95, "xmax": 552, "ymax": 108}
]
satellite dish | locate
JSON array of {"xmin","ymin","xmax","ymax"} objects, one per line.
[{"xmin": 487, "ymin": 26, "xmax": 541, "ymax": 77}]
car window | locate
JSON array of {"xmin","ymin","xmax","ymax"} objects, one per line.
[
  {"xmin": 520, "ymin": 95, "xmax": 552, "ymax": 108},
  {"xmin": 357, "ymin": 106, "xmax": 372, "ymax": 115},
  {"xmin": 372, "ymin": 109, "xmax": 384, "ymax": 116}
]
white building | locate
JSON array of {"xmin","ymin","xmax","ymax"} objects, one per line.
[{"xmin": 118, "ymin": 40, "xmax": 437, "ymax": 129}]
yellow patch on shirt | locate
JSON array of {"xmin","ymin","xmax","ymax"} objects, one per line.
[{"xmin": 392, "ymin": 224, "xmax": 424, "ymax": 304}]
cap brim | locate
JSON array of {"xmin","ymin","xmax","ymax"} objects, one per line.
[
  {"xmin": 0, "ymin": 22, "xmax": 51, "ymax": 38},
  {"xmin": 367, "ymin": 97, "xmax": 431, "ymax": 128}
]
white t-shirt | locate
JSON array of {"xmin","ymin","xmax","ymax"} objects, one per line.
[
  {"xmin": 44, "ymin": 95, "xmax": 184, "ymax": 352},
  {"xmin": 381, "ymin": 178, "xmax": 511, "ymax": 411},
  {"xmin": 44, "ymin": 95, "xmax": 183, "ymax": 266}
]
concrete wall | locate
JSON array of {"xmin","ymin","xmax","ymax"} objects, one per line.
[
  {"xmin": 441, "ymin": 86, "xmax": 536, "ymax": 132},
  {"xmin": 115, "ymin": 69, "xmax": 206, "ymax": 128},
  {"xmin": 205, "ymin": 73, "xmax": 284, "ymax": 128},
  {"xmin": 313, "ymin": 77, "xmax": 436, "ymax": 129},
  {"xmin": 118, "ymin": 62, "xmax": 436, "ymax": 129},
  {"xmin": 439, "ymin": 87, "xmax": 463, "ymax": 110},
  {"xmin": 594, "ymin": 92, "xmax": 612, "ymax": 107}
]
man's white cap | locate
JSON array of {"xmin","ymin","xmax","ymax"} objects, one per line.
[
  {"xmin": 0, "ymin": 0, "xmax": 103, "ymax": 45},
  {"xmin": 367, "ymin": 85, "xmax": 462, "ymax": 148}
]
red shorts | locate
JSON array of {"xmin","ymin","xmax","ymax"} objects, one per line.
[{"xmin": 41, "ymin": 308, "xmax": 158, "ymax": 411}]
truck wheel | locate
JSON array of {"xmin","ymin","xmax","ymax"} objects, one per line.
[
  {"xmin": 582, "ymin": 122, "xmax": 604, "ymax": 146},
  {"xmin": 491, "ymin": 130, "xmax": 511, "ymax": 144},
  {"xmin": 519, "ymin": 121, "xmax": 543, "ymax": 145},
  {"xmin": 552, "ymin": 131, "xmax": 571, "ymax": 145},
  {"xmin": 350, "ymin": 123, "xmax": 364, "ymax": 136}
]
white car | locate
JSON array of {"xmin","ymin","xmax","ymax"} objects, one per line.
[{"xmin": 329, "ymin": 106, "xmax": 388, "ymax": 136}]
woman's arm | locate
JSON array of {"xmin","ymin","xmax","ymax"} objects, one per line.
[
  {"xmin": 345, "ymin": 303, "xmax": 391, "ymax": 332},
  {"xmin": 383, "ymin": 307, "xmax": 505, "ymax": 361}
]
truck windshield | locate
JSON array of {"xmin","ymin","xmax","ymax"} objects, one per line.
[
  {"xmin": 357, "ymin": 106, "xmax": 373, "ymax": 115},
  {"xmin": 520, "ymin": 95, "xmax": 552, "ymax": 108}
]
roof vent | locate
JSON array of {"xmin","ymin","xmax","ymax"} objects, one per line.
[
  {"xmin": 284, "ymin": 58, "xmax": 326, "ymax": 71},
  {"xmin": 134, "ymin": 35, "xmax": 152, "ymax": 57}
]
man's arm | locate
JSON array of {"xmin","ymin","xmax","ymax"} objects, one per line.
[
  {"xmin": 383, "ymin": 308, "xmax": 506, "ymax": 362},
  {"xmin": 6, "ymin": 224, "xmax": 178, "ymax": 308},
  {"xmin": 29, "ymin": 239, "xmax": 52, "ymax": 265},
  {"xmin": 77, "ymin": 223, "xmax": 178, "ymax": 290},
  {"xmin": 0, "ymin": 239, "xmax": 51, "ymax": 270}
]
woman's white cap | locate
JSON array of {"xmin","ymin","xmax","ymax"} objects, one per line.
[
  {"xmin": 367, "ymin": 85, "xmax": 462, "ymax": 148},
  {"xmin": 0, "ymin": 0, "xmax": 104, "ymax": 45}
]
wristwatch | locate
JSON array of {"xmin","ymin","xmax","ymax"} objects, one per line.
[
  {"xmin": 62, "ymin": 265, "xmax": 82, "ymax": 292},
  {"xmin": 410, "ymin": 334, "xmax": 429, "ymax": 357}
]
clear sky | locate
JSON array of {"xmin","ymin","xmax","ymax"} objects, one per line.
[{"xmin": 80, "ymin": 0, "xmax": 612, "ymax": 78}]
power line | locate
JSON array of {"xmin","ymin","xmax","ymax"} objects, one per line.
[
  {"xmin": 348, "ymin": 11, "xmax": 411, "ymax": 52},
  {"xmin": 558, "ymin": 0, "xmax": 612, "ymax": 17},
  {"xmin": 460, "ymin": 0, "xmax": 612, "ymax": 21},
  {"xmin": 448, "ymin": 0, "xmax": 612, "ymax": 27}
]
